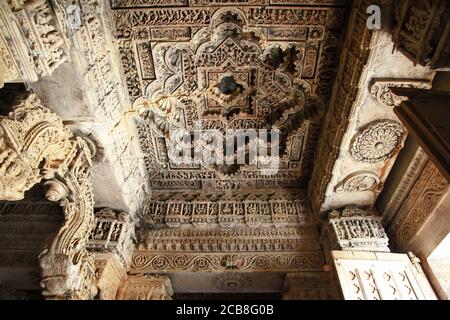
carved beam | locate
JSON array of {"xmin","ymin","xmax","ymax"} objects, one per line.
[
  {"xmin": 321, "ymin": 207, "xmax": 390, "ymax": 255},
  {"xmin": 0, "ymin": 0, "xmax": 70, "ymax": 87},
  {"xmin": 392, "ymin": 88, "xmax": 450, "ymax": 182},
  {"xmin": 392, "ymin": 0, "xmax": 450, "ymax": 69}
]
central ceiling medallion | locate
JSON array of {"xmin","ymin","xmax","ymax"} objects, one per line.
[{"xmin": 113, "ymin": 4, "xmax": 346, "ymax": 189}]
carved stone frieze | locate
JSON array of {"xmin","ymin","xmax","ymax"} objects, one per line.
[
  {"xmin": 0, "ymin": 0, "xmax": 70, "ymax": 86},
  {"xmin": 350, "ymin": 120, "xmax": 405, "ymax": 164},
  {"xmin": 130, "ymin": 251, "xmax": 325, "ymax": 273},
  {"xmin": 0, "ymin": 94, "xmax": 97, "ymax": 300},
  {"xmin": 137, "ymin": 227, "xmax": 320, "ymax": 252},
  {"xmin": 37, "ymin": 0, "xmax": 151, "ymax": 216},
  {"xmin": 142, "ymin": 190, "xmax": 310, "ymax": 228},
  {"xmin": 117, "ymin": 274, "xmax": 173, "ymax": 300},
  {"xmin": 308, "ymin": 0, "xmax": 379, "ymax": 215},
  {"xmin": 321, "ymin": 207, "xmax": 390, "ymax": 253},
  {"xmin": 389, "ymin": 160, "xmax": 449, "ymax": 250}
]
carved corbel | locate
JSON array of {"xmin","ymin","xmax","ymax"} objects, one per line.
[
  {"xmin": 321, "ymin": 207, "xmax": 390, "ymax": 258},
  {"xmin": 87, "ymin": 208, "xmax": 135, "ymax": 300},
  {"xmin": 0, "ymin": 93, "xmax": 97, "ymax": 299},
  {"xmin": 116, "ymin": 275, "xmax": 173, "ymax": 300},
  {"xmin": 39, "ymin": 136, "xmax": 97, "ymax": 300}
]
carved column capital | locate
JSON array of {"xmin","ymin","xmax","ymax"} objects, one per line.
[
  {"xmin": 86, "ymin": 208, "xmax": 136, "ymax": 300},
  {"xmin": 321, "ymin": 207, "xmax": 390, "ymax": 254},
  {"xmin": 117, "ymin": 275, "xmax": 173, "ymax": 300}
]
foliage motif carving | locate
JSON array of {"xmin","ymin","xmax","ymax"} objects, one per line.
[
  {"xmin": 0, "ymin": 94, "xmax": 97, "ymax": 300},
  {"xmin": 131, "ymin": 251, "xmax": 324, "ymax": 273},
  {"xmin": 321, "ymin": 207, "xmax": 390, "ymax": 252},
  {"xmin": 389, "ymin": 160, "xmax": 449, "ymax": 250},
  {"xmin": 334, "ymin": 172, "xmax": 381, "ymax": 193},
  {"xmin": 142, "ymin": 190, "xmax": 309, "ymax": 228}
]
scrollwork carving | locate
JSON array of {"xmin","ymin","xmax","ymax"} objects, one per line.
[
  {"xmin": 334, "ymin": 171, "xmax": 381, "ymax": 193},
  {"xmin": 0, "ymin": 94, "xmax": 97, "ymax": 300}
]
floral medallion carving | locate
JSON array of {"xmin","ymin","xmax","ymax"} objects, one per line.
[
  {"xmin": 350, "ymin": 120, "xmax": 405, "ymax": 164},
  {"xmin": 214, "ymin": 274, "xmax": 252, "ymax": 292},
  {"xmin": 335, "ymin": 171, "xmax": 381, "ymax": 193}
]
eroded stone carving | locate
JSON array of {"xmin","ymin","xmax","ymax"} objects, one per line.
[
  {"xmin": 0, "ymin": 0, "xmax": 70, "ymax": 86},
  {"xmin": 350, "ymin": 120, "xmax": 405, "ymax": 164},
  {"xmin": 87, "ymin": 208, "xmax": 135, "ymax": 300},
  {"xmin": 321, "ymin": 207, "xmax": 390, "ymax": 253},
  {"xmin": 369, "ymin": 79, "xmax": 432, "ymax": 107},
  {"xmin": 142, "ymin": 190, "xmax": 309, "ymax": 228},
  {"xmin": 334, "ymin": 171, "xmax": 381, "ymax": 193},
  {"xmin": 0, "ymin": 94, "xmax": 97, "ymax": 299},
  {"xmin": 117, "ymin": 274, "xmax": 173, "ymax": 300}
]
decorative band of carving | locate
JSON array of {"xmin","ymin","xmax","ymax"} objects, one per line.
[
  {"xmin": 136, "ymin": 227, "xmax": 320, "ymax": 252},
  {"xmin": 130, "ymin": 251, "xmax": 325, "ymax": 273}
]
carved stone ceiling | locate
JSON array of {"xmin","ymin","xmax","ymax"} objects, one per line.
[{"xmin": 111, "ymin": 1, "xmax": 348, "ymax": 190}]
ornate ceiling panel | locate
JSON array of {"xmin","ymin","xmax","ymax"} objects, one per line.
[{"xmin": 111, "ymin": 1, "xmax": 348, "ymax": 190}]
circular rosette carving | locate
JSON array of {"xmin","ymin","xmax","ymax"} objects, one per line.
[
  {"xmin": 193, "ymin": 256, "xmax": 211, "ymax": 271},
  {"xmin": 350, "ymin": 120, "xmax": 405, "ymax": 164},
  {"xmin": 214, "ymin": 273, "xmax": 252, "ymax": 292},
  {"xmin": 252, "ymin": 256, "xmax": 270, "ymax": 270}
]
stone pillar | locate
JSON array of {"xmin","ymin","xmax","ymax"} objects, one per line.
[
  {"xmin": 116, "ymin": 275, "xmax": 173, "ymax": 300},
  {"xmin": 321, "ymin": 207, "xmax": 438, "ymax": 300},
  {"xmin": 86, "ymin": 208, "xmax": 135, "ymax": 300}
]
